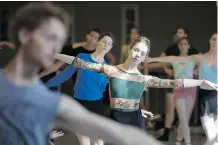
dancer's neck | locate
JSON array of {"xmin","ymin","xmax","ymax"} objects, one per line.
[
  {"xmin": 84, "ymin": 43, "xmax": 96, "ymax": 51},
  {"xmin": 121, "ymin": 59, "xmax": 139, "ymax": 73},
  {"xmin": 91, "ymin": 49, "xmax": 106, "ymax": 63},
  {"xmin": 3, "ymin": 50, "xmax": 39, "ymax": 86}
]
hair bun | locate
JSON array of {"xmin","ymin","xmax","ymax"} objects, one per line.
[{"xmin": 138, "ymin": 36, "xmax": 150, "ymax": 43}]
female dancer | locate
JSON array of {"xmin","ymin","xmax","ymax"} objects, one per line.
[
  {"xmin": 153, "ymin": 37, "xmax": 197, "ymax": 145},
  {"xmin": 147, "ymin": 33, "xmax": 218, "ymax": 145},
  {"xmin": 54, "ymin": 36, "xmax": 217, "ymax": 131},
  {"xmin": 46, "ymin": 32, "xmax": 114, "ymax": 145}
]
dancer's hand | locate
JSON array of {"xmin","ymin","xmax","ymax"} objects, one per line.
[
  {"xmin": 141, "ymin": 109, "xmax": 154, "ymax": 118},
  {"xmin": 50, "ymin": 130, "xmax": 64, "ymax": 139},
  {"xmin": 202, "ymin": 80, "xmax": 218, "ymax": 91}
]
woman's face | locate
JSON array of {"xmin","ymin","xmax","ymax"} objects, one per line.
[
  {"xmin": 175, "ymin": 28, "xmax": 187, "ymax": 41},
  {"xmin": 96, "ymin": 36, "xmax": 113, "ymax": 53},
  {"xmin": 128, "ymin": 42, "xmax": 148, "ymax": 65},
  {"xmin": 209, "ymin": 33, "xmax": 217, "ymax": 52},
  {"xmin": 178, "ymin": 39, "xmax": 189, "ymax": 54}
]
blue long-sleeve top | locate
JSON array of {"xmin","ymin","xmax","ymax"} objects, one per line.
[{"xmin": 46, "ymin": 53, "xmax": 108, "ymax": 101}]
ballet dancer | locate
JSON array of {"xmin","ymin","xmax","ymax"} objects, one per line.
[
  {"xmin": 39, "ymin": 27, "xmax": 101, "ymax": 81},
  {"xmin": 46, "ymin": 32, "xmax": 114, "ymax": 145},
  {"xmin": 0, "ymin": 2, "xmax": 165, "ymax": 145},
  {"xmin": 158, "ymin": 27, "xmax": 199, "ymax": 141},
  {"xmin": 54, "ymin": 37, "xmax": 216, "ymax": 132},
  {"xmin": 147, "ymin": 33, "xmax": 218, "ymax": 145},
  {"xmin": 149, "ymin": 37, "xmax": 198, "ymax": 145}
]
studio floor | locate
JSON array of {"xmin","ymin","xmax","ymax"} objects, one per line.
[{"xmin": 53, "ymin": 126, "xmax": 206, "ymax": 145}]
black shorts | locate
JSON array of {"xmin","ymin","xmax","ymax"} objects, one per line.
[
  {"xmin": 199, "ymin": 89, "xmax": 217, "ymax": 116},
  {"xmin": 110, "ymin": 109, "xmax": 145, "ymax": 129},
  {"xmin": 75, "ymin": 98, "xmax": 106, "ymax": 116}
]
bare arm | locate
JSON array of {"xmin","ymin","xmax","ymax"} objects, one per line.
[
  {"xmin": 39, "ymin": 61, "xmax": 65, "ymax": 78},
  {"xmin": 143, "ymin": 63, "xmax": 169, "ymax": 69},
  {"xmin": 72, "ymin": 41, "xmax": 86, "ymax": 49},
  {"xmin": 0, "ymin": 41, "xmax": 15, "ymax": 49},
  {"xmin": 55, "ymin": 95, "xmax": 163, "ymax": 145},
  {"xmin": 148, "ymin": 54, "xmax": 201, "ymax": 64}
]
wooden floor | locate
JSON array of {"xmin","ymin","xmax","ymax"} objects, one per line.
[{"xmin": 54, "ymin": 126, "xmax": 207, "ymax": 145}]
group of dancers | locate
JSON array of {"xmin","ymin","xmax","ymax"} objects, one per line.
[{"xmin": 0, "ymin": 2, "xmax": 217, "ymax": 145}]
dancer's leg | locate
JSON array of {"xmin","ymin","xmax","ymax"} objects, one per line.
[
  {"xmin": 201, "ymin": 90, "xmax": 218, "ymax": 145},
  {"xmin": 201, "ymin": 115, "xmax": 217, "ymax": 144},
  {"xmin": 165, "ymin": 93, "xmax": 175, "ymax": 129},
  {"xmin": 175, "ymin": 97, "xmax": 187, "ymax": 144},
  {"xmin": 214, "ymin": 116, "xmax": 218, "ymax": 144},
  {"xmin": 158, "ymin": 92, "xmax": 175, "ymax": 141},
  {"xmin": 184, "ymin": 95, "xmax": 196, "ymax": 145}
]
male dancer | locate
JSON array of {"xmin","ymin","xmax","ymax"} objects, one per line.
[
  {"xmin": 0, "ymin": 2, "xmax": 163, "ymax": 145},
  {"xmin": 39, "ymin": 27, "xmax": 100, "ymax": 82}
]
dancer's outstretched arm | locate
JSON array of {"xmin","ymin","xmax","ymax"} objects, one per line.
[
  {"xmin": 56, "ymin": 95, "xmax": 163, "ymax": 145},
  {"xmin": 147, "ymin": 54, "xmax": 201, "ymax": 64},
  {"xmin": 0, "ymin": 41, "xmax": 15, "ymax": 49},
  {"xmin": 45, "ymin": 65, "xmax": 77, "ymax": 88},
  {"xmin": 54, "ymin": 54, "xmax": 74, "ymax": 65},
  {"xmin": 54, "ymin": 54, "xmax": 116, "ymax": 76},
  {"xmin": 144, "ymin": 75, "xmax": 217, "ymax": 90}
]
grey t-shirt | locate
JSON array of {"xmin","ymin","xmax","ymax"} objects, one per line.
[{"xmin": 0, "ymin": 71, "xmax": 60, "ymax": 145}]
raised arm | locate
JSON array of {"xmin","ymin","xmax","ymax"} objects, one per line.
[
  {"xmin": 0, "ymin": 41, "xmax": 15, "ymax": 49},
  {"xmin": 72, "ymin": 41, "xmax": 86, "ymax": 49},
  {"xmin": 144, "ymin": 75, "xmax": 213, "ymax": 89},
  {"xmin": 147, "ymin": 54, "xmax": 201, "ymax": 64},
  {"xmin": 55, "ymin": 95, "xmax": 163, "ymax": 145},
  {"xmin": 45, "ymin": 65, "xmax": 77, "ymax": 88},
  {"xmin": 54, "ymin": 53, "xmax": 115, "ymax": 76},
  {"xmin": 144, "ymin": 75, "xmax": 183, "ymax": 88}
]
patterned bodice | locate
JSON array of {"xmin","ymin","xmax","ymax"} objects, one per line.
[{"xmin": 109, "ymin": 70, "xmax": 145, "ymax": 112}]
